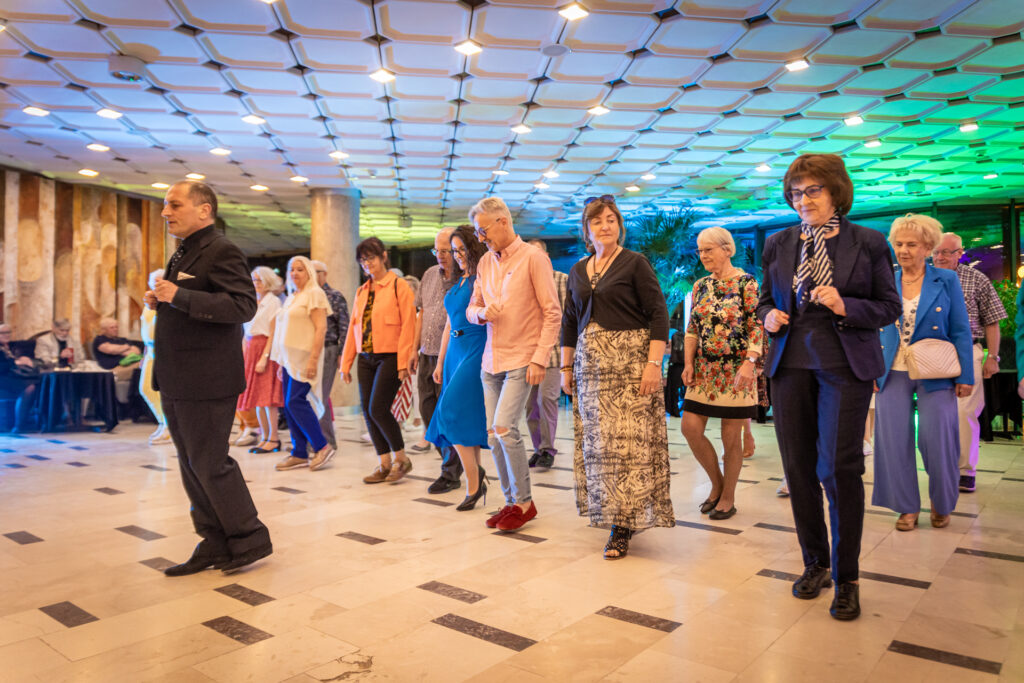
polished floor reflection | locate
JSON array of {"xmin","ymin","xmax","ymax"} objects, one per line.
[{"xmin": 1, "ymin": 411, "xmax": 1022, "ymax": 682}]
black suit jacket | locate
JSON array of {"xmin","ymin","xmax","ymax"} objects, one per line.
[
  {"xmin": 153, "ymin": 226, "xmax": 257, "ymax": 401},
  {"xmin": 756, "ymin": 217, "xmax": 901, "ymax": 382}
]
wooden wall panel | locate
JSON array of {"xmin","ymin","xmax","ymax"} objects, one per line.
[
  {"xmin": 2, "ymin": 171, "xmax": 18, "ymax": 328},
  {"xmin": 54, "ymin": 182, "xmax": 75, "ymax": 330}
]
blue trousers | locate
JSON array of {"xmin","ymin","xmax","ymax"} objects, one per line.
[
  {"xmin": 873, "ymin": 370, "xmax": 960, "ymax": 516},
  {"xmin": 282, "ymin": 373, "xmax": 327, "ymax": 458}
]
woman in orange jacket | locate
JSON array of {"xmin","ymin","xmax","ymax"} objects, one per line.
[{"xmin": 341, "ymin": 237, "xmax": 417, "ymax": 483}]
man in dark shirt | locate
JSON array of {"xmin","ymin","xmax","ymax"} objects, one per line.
[
  {"xmin": 92, "ymin": 318, "xmax": 142, "ymax": 370},
  {"xmin": 312, "ymin": 260, "xmax": 350, "ymax": 449}
]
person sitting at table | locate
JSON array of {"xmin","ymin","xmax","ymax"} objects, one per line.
[
  {"xmin": 0, "ymin": 323, "xmax": 40, "ymax": 432},
  {"xmin": 92, "ymin": 318, "xmax": 143, "ymax": 403},
  {"xmin": 34, "ymin": 318, "xmax": 84, "ymax": 370}
]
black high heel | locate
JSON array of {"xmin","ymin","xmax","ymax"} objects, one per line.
[
  {"xmin": 603, "ymin": 525, "xmax": 632, "ymax": 560},
  {"xmin": 456, "ymin": 469, "xmax": 488, "ymax": 512},
  {"xmin": 250, "ymin": 439, "xmax": 282, "ymax": 454}
]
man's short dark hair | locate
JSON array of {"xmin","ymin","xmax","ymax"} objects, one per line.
[{"xmin": 182, "ymin": 181, "xmax": 218, "ymax": 218}]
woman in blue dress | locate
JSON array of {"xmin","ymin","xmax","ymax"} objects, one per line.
[{"xmin": 426, "ymin": 225, "xmax": 491, "ymax": 511}]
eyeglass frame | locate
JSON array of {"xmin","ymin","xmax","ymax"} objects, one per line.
[
  {"xmin": 473, "ymin": 215, "xmax": 505, "ymax": 238},
  {"xmin": 783, "ymin": 184, "xmax": 826, "ymax": 204},
  {"xmin": 430, "ymin": 248, "xmax": 452, "ymax": 257},
  {"xmin": 933, "ymin": 248, "xmax": 964, "ymax": 258}
]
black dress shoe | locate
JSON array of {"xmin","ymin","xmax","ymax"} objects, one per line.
[
  {"xmin": 792, "ymin": 564, "xmax": 832, "ymax": 599},
  {"xmin": 164, "ymin": 554, "xmax": 229, "ymax": 577},
  {"xmin": 535, "ymin": 451, "xmax": 555, "ymax": 470},
  {"xmin": 427, "ymin": 476, "xmax": 460, "ymax": 494},
  {"xmin": 830, "ymin": 582, "xmax": 860, "ymax": 620},
  {"xmin": 528, "ymin": 452, "xmax": 541, "ymax": 468},
  {"xmin": 220, "ymin": 544, "xmax": 273, "ymax": 575}
]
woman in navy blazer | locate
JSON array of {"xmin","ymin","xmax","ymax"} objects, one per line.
[
  {"xmin": 873, "ymin": 215, "xmax": 973, "ymax": 533},
  {"xmin": 756, "ymin": 153, "xmax": 901, "ymax": 621}
]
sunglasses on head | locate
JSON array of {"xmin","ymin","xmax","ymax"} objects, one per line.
[{"xmin": 583, "ymin": 195, "xmax": 615, "ymax": 206}]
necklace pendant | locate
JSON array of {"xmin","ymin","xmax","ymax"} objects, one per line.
[{"xmin": 590, "ymin": 274, "xmax": 600, "ymax": 287}]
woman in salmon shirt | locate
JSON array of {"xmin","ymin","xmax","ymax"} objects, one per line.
[{"xmin": 341, "ymin": 237, "xmax": 417, "ymax": 484}]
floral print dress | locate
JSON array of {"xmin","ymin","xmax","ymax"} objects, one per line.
[{"xmin": 683, "ymin": 272, "xmax": 764, "ymax": 419}]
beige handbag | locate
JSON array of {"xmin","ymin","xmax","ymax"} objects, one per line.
[{"xmin": 905, "ymin": 338, "xmax": 961, "ymax": 380}]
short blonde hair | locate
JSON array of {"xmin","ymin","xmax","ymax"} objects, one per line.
[
  {"xmin": 251, "ymin": 266, "xmax": 283, "ymax": 292},
  {"xmin": 889, "ymin": 213, "xmax": 943, "ymax": 251},
  {"xmin": 696, "ymin": 226, "xmax": 736, "ymax": 257},
  {"xmin": 468, "ymin": 196, "xmax": 512, "ymax": 224}
]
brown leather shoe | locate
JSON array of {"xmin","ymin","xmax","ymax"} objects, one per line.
[
  {"xmin": 895, "ymin": 513, "xmax": 918, "ymax": 531},
  {"xmin": 363, "ymin": 465, "xmax": 391, "ymax": 484},
  {"xmin": 930, "ymin": 512, "xmax": 951, "ymax": 528},
  {"xmin": 385, "ymin": 459, "xmax": 412, "ymax": 482}
]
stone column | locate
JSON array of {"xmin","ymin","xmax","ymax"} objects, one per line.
[{"xmin": 310, "ymin": 187, "xmax": 360, "ymax": 408}]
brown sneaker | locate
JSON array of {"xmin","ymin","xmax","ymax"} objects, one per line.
[
  {"xmin": 384, "ymin": 459, "xmax": 412, "ymax": 482},
  {"xmin": 363, "ymin": 465, "xmax": 391, "ymax": 484},
  {"xmin": 275, "ymin": 455, "xmax": 309, "ymax": 471},
  {"xmin": 309, "ymin": 446, "xmax": 336, "ymax": 472}
]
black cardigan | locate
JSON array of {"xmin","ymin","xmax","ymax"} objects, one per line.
[{"xmin": 561, "ymin": 248, "xmax": 669, "ymax": 348}]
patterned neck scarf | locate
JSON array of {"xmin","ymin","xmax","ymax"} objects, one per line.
[{"xmin": 793, "ymin": 213, "xmax": 840, "ymax": 310}]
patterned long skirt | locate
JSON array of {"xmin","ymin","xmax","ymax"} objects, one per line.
[{"xmin": 572, "ymin": 322, "xmax": 675, "ymax": 530}]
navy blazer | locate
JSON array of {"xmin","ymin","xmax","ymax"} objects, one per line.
[
  {"xmin": 878, "ymin": 264, "xmax": 974, "ymax": 392},
  {"xmin": 756, "ymin": 217, "xmax": 902, "ymax": 381}
]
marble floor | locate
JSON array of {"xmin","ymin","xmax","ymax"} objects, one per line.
[{"xmin": 1, "ymin": 409, "xmax": 1022, "ymax": 682}]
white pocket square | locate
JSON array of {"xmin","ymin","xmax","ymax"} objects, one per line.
[{"xmin": 177, "ymin": 272, "xmax": 196, "ymax": 280}]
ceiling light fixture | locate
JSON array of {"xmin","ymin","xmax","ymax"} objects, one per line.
[
  {"xmin": 959, "ymin": 122, "xmax": 979, "ymax": 132},
  {"xmin": 78, "ymin": 169, "xmax": 99, "ymax": 177},
  {"xmin": 844, "ymin": 115, "xmax": 864, "ymax": 126},
  {"xmin": 559, "ymin": 3, "xmax": 589, "ymax": 20},
  {"xmin": 210, "ymin": 147, "xmax": 231, "ymax": 156},
  {"xmin": 96, "ymin": 108, "xmax": 123, "ymax": 119},
  {"xmin": 756, "ymin": 164, "xmax": 771, "ymax": 172},
  {"xmin": 242, "ymin": 114, "xmax": 266, "ymax": 125},
  {"xmin": 534, "ymin": 183, "xmax": 549, "ymax": 189},
  {"xmin": 786, "ymin": 59, "xmax": 809, "ymax": 72},
  {"xmin": 22, "ymin": 106, "xmax": 49, "ymax": 117},
  {"xmin": 864, "ymin": 139, "xmax": 882, "ymax": 148},
  {"xmin": 87, "ymin": 143, "xmax": 110, "ymax": 152},
  {"xmin": 251, "ymin": 184, "xmax": 269, "ymax": 191},
  {"xmin": 625, "ymin": 185, "xmax": 640, "ymax": 192},
  {"xmin": 641, "ymin": 173, "xmax": 656, "ymax": 180},
  {"xmin": 454, "ymin": 40, "xmax": 482, "ymax": 56},
  {"xmin": 185, "ymin": 172, "xmax": 205, "ymax": 180},
  {"xmin": 983, "ymin": 173, "xmax": 998, "ymax": 180},
  {"xmin": 511, "ymin": 124, "xmax": 531, "ymax": 134},
  {"xmin": 369, "ymin": 68, "xmax": 395, "ymax": 83},
  {"xmin": 492, "ymin": 170, "xmax": 508, "ymax": 175},
  {"xmin": 588, "ymin": 105, "xmax": 610, "ymax": 116},
  {"xmin": 290, "ymin": 175, "xmax": 309, "ymax": 183},
  {"xmin": 329, "ymin": 150, "xmax": 349, "ymax": 160},
  {"xmin": 543, "ymin": 171, "xmax": 559, "ymax": 178},
  {"xmin": 151, "ymin": 182, "xmax": 170, "ymax": 189}
]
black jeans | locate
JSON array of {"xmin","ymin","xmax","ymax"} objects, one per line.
[
  {"xmin": 357, "ymin": 352, "xmax": 404, "ymax": 456},
  {"xmin": 664, "ymin": 362, "xmax": 684, "ymax": 417},
  {"xmin": 417, "ymin": 353, "xmax": 463, "ymax": 481}
]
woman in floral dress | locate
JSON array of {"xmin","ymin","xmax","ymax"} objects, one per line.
[{"xmin": 681, "ymin": 227, "xmax": 763, "ymax": 520}]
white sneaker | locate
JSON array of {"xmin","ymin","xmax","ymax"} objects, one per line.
[
  {"xmin": 234, "ymin": 430, "xmax": 258, "ymax": 447},
  {"xmin": 863, "ymin": 440, "xmax": 874, "ymax": 455},
  {"xmin": 776, "ymin": 480, "xmax": 790, "ymax": 497},
  {"xmin": 149, "ymin": 429, "xmax": 172, "ymax": 445},
  {"xmin": 360, "ymin": 432, "xmax": 372, "ymax": 443}
]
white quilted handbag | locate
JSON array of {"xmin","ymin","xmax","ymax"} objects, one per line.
[{"xmin": 905, "ymin": 338, "xmax": 961, "ymax": 380}]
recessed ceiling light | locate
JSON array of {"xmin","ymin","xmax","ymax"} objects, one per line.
[
  {"xmin": 151, "ymin": 182, "xmax": 170, "ymax": 189},
  {"xmin": 641, "ymin": 173, "xmax": 656, "ymax": 180},
  {"xmin": 329, "ymin": 150, "xmax": 349, "ymax": 160},
  {"xmin": 511, "ymin": 124, "xmax": 531, "ymax": 134},
  {"xmin": 559, "ymin": 3, "xmax": 589, "ymax": 20},
  {"xmin": 786, "ymin": 59, "xmax": 809, "ymax": 72},
  {"xmin": 185, "ymin": 172, "xmax": 205, "ymax": 180},
  {"xmin": 983, "ymin": 173, "xmax": 998, "ymax": 180},
  {"xmin": 242, "ymin": 114, "xmax": 266, "ymax": 125},
  {"xmin": 756, "ymin": 164, "xmax": 771, "ymax": 172},
  {"xmin": 22, "ymin": 106, "xmax": 49, "ymax": 117},
  {"xmin": 844, "ymin": 115, "xmax": 864, "ymax": 126},
  {"xmin": 210, "ymin": 147, "xmax": 231, "ymax": 156},
  {"xmin": 96, "ymin": 108, "xmax": 123, "ymax": 119},
  {"xmin": 960, "ymin": 122, "xmax": 979, "ymax": 132},
  {"xmin": 492, "ymin": 170, "xmax": 508, "ymax": 175},
  {"xmin": 864, "ymin": 139, "xmax": 882, "ymax": 148},
  {"xmin": 625, "ymin": 185, "xmax": 640, "ymax": 192},
  {"xmin": 290, "ymin": 175, "xmax": 309, "ymax": 183},
  {"xmin": 588, "ymin": 105, "xmax": 610, "ymax": 116},
  {"xmin": 454, "ymin": 40, "xmax": 482, "ymax": 56},
  {"xmin": 251, "ymin": 184, "xmax": 269, "ymax": 192},
  {"xmin": 543, "ymin": 171, "xmax": 559, "ymax": 178},
  {"xmin": 534, "ymin": 183, "xmax": 549, "ymax": 189},
  {"xmin": 369, "ymin": 68, "xmax": 395, "ymax": 83},
  {"xmin": 86, "ymin": 143, "xmax": 110, "ymax": 152},
  {"xmin": 78, "ymin": 169, "xmax": 99, "ymax": 177}
]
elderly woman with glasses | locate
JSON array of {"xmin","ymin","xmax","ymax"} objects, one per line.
[
  {"xmin": 873, "ymin": 214, "xmax": 973, "ymax": 532},
  {"xmin": 561, "ymin": 195, "xmax": 674, "ymax": 560},
  {"xmin": 756, "ymin": 153, "xmax": 901, "ymax": 621},
  {"xmin": 681, "ymin": 227, "xmax": 763, "ymax": 521}
]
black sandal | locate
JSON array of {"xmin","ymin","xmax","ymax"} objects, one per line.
[
  {"xmin": 250, "ymin": 440, "xmax": 282, "ymax": 454},
  {"xmin": 603, "ymin": 525, "xmax": 632, "ymax": 560},
  {"xmin": 699, "ymin": 496, "xmax": 720, "ymax": 514}
]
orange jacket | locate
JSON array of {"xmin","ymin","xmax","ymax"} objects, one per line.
[{"xmin": 340, "ymin": 272, "xmax": 417, "ymax": 373}]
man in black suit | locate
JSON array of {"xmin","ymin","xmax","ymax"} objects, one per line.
[{"xmin": 145, "ymin": 181, "xmax": 272, "ymax": 576}]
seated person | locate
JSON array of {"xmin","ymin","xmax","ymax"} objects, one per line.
[
  {"xmin": 0, "ymin": 323, "xmax": 40, "ymax": 432},
  {"xmin": 92, "ymin": 318, "xmax": 142, "ymax": 402},
  {"xmin": 35, "ymin": 318, "xmax": 84, "ymax": 369}
]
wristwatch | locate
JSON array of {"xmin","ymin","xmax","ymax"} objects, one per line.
[{"xmin": 746, "ymin": 356, "xmax": 759, "ymax": 364}]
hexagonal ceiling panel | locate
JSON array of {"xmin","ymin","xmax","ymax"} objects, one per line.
[{"xmin": 0, "ymin": 0, "xmax": 1021, "ymax": 252}]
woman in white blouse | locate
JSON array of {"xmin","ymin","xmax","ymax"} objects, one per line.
[
  {"xmin": 238, "ymin": 266, "xmax": 285, "ymax": 453},
  {"xmin": 265, "ymin": 256, "xmax": 335, "ymax": 472}
]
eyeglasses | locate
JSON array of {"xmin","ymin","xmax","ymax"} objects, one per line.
[
  {"xmin": 314, "ymin": 270, "xmax": 327, "ymax": 275},
  {"xmin": 933, "ymin": 249, "xmax": 963, "ymax": 257},
  {"xmin": 452, "ymin": 247, "xmax": 467, "ymax": 255},
  {"xmin": 430, "ymin": 248, "xmax": 451, "ymax": 256},
  {"xmin": 784, "ymin": 184, "xmax": 826, "ymax": 203},
  {"xmin": 696, "ymin": 246, "xmax": 720, "ymax": 256},
  {"xmin": 584, "ymin": 194, "xmax": 615, "ymax": 206},
  {"xmin": 357, "ymin": 255, "xmax": 378, "ymax": 265},
  {"xmin": 474, "ymin": 216, "xmax": 503, "ymax": 238}
]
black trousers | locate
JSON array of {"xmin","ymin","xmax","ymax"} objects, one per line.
[
  {"xmin": 418, "ymin": 353, "xmax": 463, "ymax": 481},
  {"xmin": 164, "ymin": 396, "xmax": 270, "ymax": 557},
  {"xmin": 770, "ymin": 366, "xmax": 872, "ymax": 585},
  {"xmin": 664, "ymin": 362, "xmax": 684, "ymax": 417},
  {"xmin": 357, "ymin": 352, "xmax": 404, "ymax": 455}
]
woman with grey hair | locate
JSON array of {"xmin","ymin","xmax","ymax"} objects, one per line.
[
  {"xmin": 141, "ymin": 269, "xmax": 170, "ymax": 444},
  {"xmin": 239, "ymin": 266, "xmax": 285, "ymax": 453},
  {"xmin": 681, "ymin": 226, "xmax": 763, "ymax": 520}
]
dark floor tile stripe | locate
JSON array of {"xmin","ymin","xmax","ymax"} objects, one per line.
[
  {"xmin": 140, "ymin": 557, "xmax": 176, "ymax": 571},
  {"xmin": 1002, "ymin": 477, "xmax": 1024, "ymax": 482},
  {"xmin": 596, "ymin": 606, "xmax": 681, "ymax": 633},
  {"xmin": 337, "ymin": 531, "xmax": 387, "ymax": 545},
  {"xmin": 39, "ymin": 601, "xmax": 99, "ymax": 628},
  {"xmin": 432, "ymin": 613, "xmax": 536, "ymax": 652},
  {"xmin": 491, "ymin": 531, "xmax": 546, "ymax": 543},
  {"xmin": 115, "ymin": 525, "xmax": 165, "ymax": 541},
  {"xmin": 67, "ymin": 461, "xmax": 89, "ymax": 467},
  {"xmin": 95, "ymin": 487, "xmax": 124, "ymax": 495},
  {"xmin": 418, "ymin": 581, "xmax": 486, "ymax": 604},
  {"xmin": 70, "ymin": 446, "xmax": 88, "ymax": 451},
  {"xmin": 215, "ymin": 583, "xmax": 275, "ymax": 606},
  {"xmin": 767, "ymin": 476, "xmax": 785, "ymax": 481},
  {"xmin": 26, "ymin": 454, "xmax": 49, "ymax": 460},
  {"xmin": 202, "ymin": 616, "xmax": 273, "ymax": 645},
  {"xmin": 4, "ymin": 463, "xmax": 26, "ymax": 468},
  {"xmin": 4, "ymin": 531, "xmax": 43, "ymax": 544},
  {"xmin": 271, "ymin": 486, "xmax": 305, "ymax": 494},
  {"xmin": 534, "ymin": 482, "xmax": 572, "ymax": 490},
  {"xmin": 675, "ymin": 519, "xmax": 743, "ymax": 535},
  {"xmin": 141, "ymin": 464, "xmax": 170, "ymax": 471},
  {"xmin": 414, "ymin": 497, "xmax": 454, "ymax": 507},
  {"xmin": 756, "ymin": 568, "xmax": 801, "ymax": 582},
  {"xmin": 976, "ymin": 468, "xmax": 1006, "ymax": 474},
  {"xmin": 887, "ymin": 640, "xmax": 1001, "ymax": 675},
  {"xmin": 549, "ymin": 465, "xmax": 574, "ymax": 472},
  {"xmin": 47, "ymin": 439, "xmax": 65, "ymax": 444},
  {"xmin": 955, "ymin": 547, "xmax": 1024, "ymax": 563},
  {"xmin": 404, "ymin": 474, "xmax": 435, "ymax": 482},
  {"xmin": 0, "ymin": 448, "xmax": 13, "ymax": 453},
  {"xmin": 860, "ymin": 571, "xmax": 931, "ymax": 590},
  {"xmin": 737, "ymin": 478, "xmax": 760, "ymax": 484},
  {"xmin": 753, "ymin": 522, "xmax": 797, "ymax": 534}
]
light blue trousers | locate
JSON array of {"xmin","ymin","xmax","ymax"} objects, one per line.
[{"xmin": 481, "ymin": 366, "xmax": 532, "ymax": 505}]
